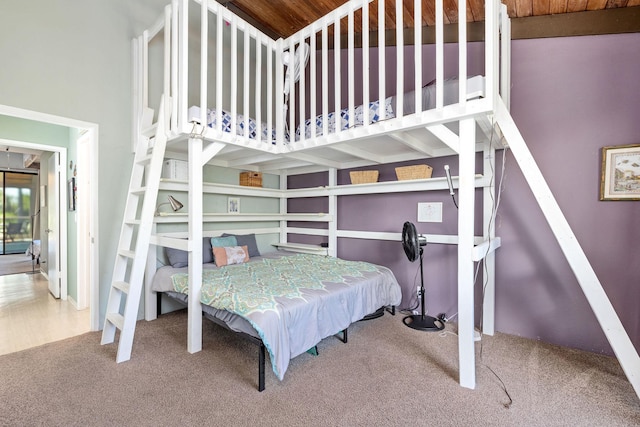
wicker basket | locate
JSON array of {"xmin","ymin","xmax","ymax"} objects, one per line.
[
  {"xmin": 239, "ymin": 171, "xmax": 263, "ymax": 187},
  {"xmin": 395, "ymin": 164, "xmax": 433, "ymax": 181},
  {"xmin": 349, "ymin": 170, "xmax": 379, "ymax": 184}
]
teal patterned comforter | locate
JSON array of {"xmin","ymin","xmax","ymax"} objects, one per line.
[{"xmin": 171, "ymin": 253, "xmax": 402, "ymax": 380}]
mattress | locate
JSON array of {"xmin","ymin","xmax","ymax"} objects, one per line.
[{"xmin": 188, "ymin": 75, "xmax": 484, "ymax": 143}]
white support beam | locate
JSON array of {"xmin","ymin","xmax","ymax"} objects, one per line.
[
  {"xmin": 328, "ymin": 168, "xmax": 337, "ymax": 257},
  {"xmin": 378, "ymin": 0, "xmax": 386, "ymax": 120},
  {"xmin": 201, "ymin": 141, "xmax": 226, "ymax": 165},
  {"xmin": 179, "ymin": 0, "xmax": 188, "ymax": 132},
  {"xmin": 426, "ymin": 124, "xmax": 460, "ymax": 153},
  {"xmin": 500, "ymin": 2, "xmax": 511, "ymax": 110},
  {"xmin": 495, "ymin": 97, "xmax": 640, "ymax": 400},
  {"xmin": 284, "ymin": 152, "xmax": 343, "ymax": 169},
  {"xmin": 388, "ymin": 132, "xmax": 437, "ymax": 157},
  {"xmin": 457, "ymin": 117, "xmax": 477, "ymax": 389},
  {"xmin": 279, "ymin": 173, "xmax": 288, "ymax": 245},
  {"xmin": 199, "ymin": 0, "xmax": 208, "ymax": 126},
  {"xmin": 170, "ymin": 0, "xmax": 178, "ymax": 132},
  {"xmin": 225, "ymin": 153, "xmax": 279, "ymax": 168},
  {"xmin": 471, "ymin": 237, "xmax": 501, "ymax": 262},
  {"xmin": 260, "ymin": 160, "xmax": 321, "ymax": 173},
  {"xmin": 329, "ymin": 144, "xmax": 385, "ymax": 164},
  {"xmin": 187, "ymin": 137, "xmax": 203, "ymax": 355}
]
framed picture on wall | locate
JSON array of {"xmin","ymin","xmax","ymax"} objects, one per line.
[
  {"xmin": 228, "ymin": 197, "xmax": 240, "ymax": 214},
  {"xmin": 600, "ymin": 144, "xmax": 640, "ymax": 201}
]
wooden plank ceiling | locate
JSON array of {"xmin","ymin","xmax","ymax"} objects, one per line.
[{"xmin": 217, "ymin": 0, "xmax": 640, "ymax": 39}]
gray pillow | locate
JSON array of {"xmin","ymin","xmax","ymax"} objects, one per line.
[
  {"xmin": 165, "ymin": 246, "xmax": 188, "ymax": 268},
  {"xmin": 164, "ymin": 237, "xmax": 213, "ymax": 267},
  {"xmin": 221, "ymin": 233, "xmax": 260, "ymax": 258},
  {"xmin": 202, "ymin": 237, "xmax": 213, "ymax": 264}
]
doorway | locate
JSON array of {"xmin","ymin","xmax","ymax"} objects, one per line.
[{"xmin": 0, "ymin": 104, "xmax": 99, "ymax": 334}]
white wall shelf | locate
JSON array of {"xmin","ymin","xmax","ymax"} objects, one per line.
[
  {"xmin": 158, "ymin": 174, "xmax": 488, "ymax": 198},
  {"xmin": 154, "ymin": 212, "xmax": 332, "ymax": 223},
  {"xmin": 272, "ymin": 242, "xmax": 329, "ymax": 255}
]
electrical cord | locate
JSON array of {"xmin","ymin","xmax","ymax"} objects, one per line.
[{"xmin": 475, "ymin": 122, "xmax": 512, "ymax": 409}]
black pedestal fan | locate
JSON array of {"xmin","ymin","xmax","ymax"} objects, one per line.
[{"xmin": 401, "ymin": 221, "xmax": 444, "ymax": 331}]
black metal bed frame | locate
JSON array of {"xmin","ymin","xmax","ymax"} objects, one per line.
[{"xmin": 158, "ymin": 292, "xmax": 395, "ymax": 391}]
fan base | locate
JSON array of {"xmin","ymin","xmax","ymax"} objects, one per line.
[{"xmin": 403, "ymin": 314, "xmax": 444, "ymax": 332}]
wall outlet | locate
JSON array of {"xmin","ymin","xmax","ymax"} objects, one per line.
[{"xmin": 417, "ymin": 202, "xmax": 443, "ymax": 222}]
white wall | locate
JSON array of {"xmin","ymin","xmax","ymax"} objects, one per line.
[{"xmin": 0, "ymin": 0, "xmax": 169, "ymax": 324}]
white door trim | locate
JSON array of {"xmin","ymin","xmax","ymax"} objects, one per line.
[{"xmin": 0, "ymin": 104, "xmax": 99, "ymax": 332}]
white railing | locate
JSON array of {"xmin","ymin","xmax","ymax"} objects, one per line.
[{"xmin": 134, "ymin": 0, "xmax": 508, "ymax": 153}]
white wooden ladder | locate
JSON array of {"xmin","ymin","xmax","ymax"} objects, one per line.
[{"xmin": 100, "ymin": 96, "xmax": 170, "ymax": 362}]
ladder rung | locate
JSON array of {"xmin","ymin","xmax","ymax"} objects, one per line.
[
  {"xmin": 130, "ymin": 187, "xmax": 146, "ymax": 195},
  {"xmin": 106, "ymin": 313, "xmax": 124, "ymax": 331},
  {"xmin": 119, "ymin": 250, "xmax": 136, "ymax": 259},
  {"xmin": 124, "ymin": 219, "xmax": 141, "ymax": 226},
  {"xmin": 112, "ymin": 281, "xmax": 130, "ymax": 294},
  {"xmin": 141, "ymin": 123, "xmax": 158, "ymax": 138},
  {"xmin": 137, "ymin": 154, "xmax": 153, "ymax": 165}
]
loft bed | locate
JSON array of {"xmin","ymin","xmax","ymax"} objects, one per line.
[{"xmin": 116, "ymin": 0, "xmax": 640, "ymax": 398}]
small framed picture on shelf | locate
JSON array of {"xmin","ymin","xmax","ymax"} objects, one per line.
[
  {"xmin": 228, "ymin": 197, "xmax": 240, "ymax": 214},
  {"xmin": 600, "ymin": 144, "xmax": 640, "ymax": 201}
]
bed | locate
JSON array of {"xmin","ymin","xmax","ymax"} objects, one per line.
[
  {"xmin": 102, "ymin": 0, "xmax": 640, "ymax": 401},
  {"xmin": 124, "ymin": 0, "xmax": 510, "ymax": 392},
  {"xmin": 152, "ymin": 239, "xmax": 402, "ymax": 391}
]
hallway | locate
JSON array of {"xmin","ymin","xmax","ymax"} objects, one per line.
[{"xmin": 0, "ymin": 272, "xmax": 90, "ymax": 356}]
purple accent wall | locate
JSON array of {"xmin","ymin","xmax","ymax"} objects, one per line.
[
  {"xmin": 289, "ymin": 33, "xmax": 640, "ymax": 357},
  {"xmin": 501, "ymin": 33, "xmax": 640, "ymax": 355}
]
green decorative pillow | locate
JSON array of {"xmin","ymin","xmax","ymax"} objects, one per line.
[{"xmin": 211, "ymin": 236, "xmax": 237, "ymax": 248}]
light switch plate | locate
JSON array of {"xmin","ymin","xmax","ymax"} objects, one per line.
[{"xmin": 417, "ymin": 202, "xmax": 442, "ymax": 222}]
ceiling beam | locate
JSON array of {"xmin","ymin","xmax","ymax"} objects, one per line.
[
  {"xmin": 510, "ymin": 6, "xmax": 640, "ymax": 39},
  {"xmin": 327, "ymin": 6, "xmax": 640, "ymax": 49}
]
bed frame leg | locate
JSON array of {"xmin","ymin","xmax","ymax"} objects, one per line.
[
  {"xmin": 258, "ymin": 343, "xmax": 265, "ymax": 392},
  {"xmin": 156, "ymin": 293, "xmax": 162, "ymax": 316},
  {"xmin": 385, "ymin": 305, "xmax": 396, "ymax": 316},
  {"xmin": 338, "ymin": 328, "xmax": 348, "ymax": 343}
]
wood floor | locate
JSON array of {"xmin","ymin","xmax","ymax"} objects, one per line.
[
  {"xmin": 0, "ymin": 272, "xmax": 90, "ymax": 356},
  {"xmin": 0, "ymin": 253, "xmax": 39, "ymax": 276}
]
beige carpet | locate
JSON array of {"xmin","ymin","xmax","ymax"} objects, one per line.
[{"xmin": 1, "ymin": 309, "xmax": 638, "ymax": 426}]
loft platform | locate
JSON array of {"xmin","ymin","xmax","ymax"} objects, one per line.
[{"xmin": 106, "ymin": 0, "xmax": 640, "ymax": 400}]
